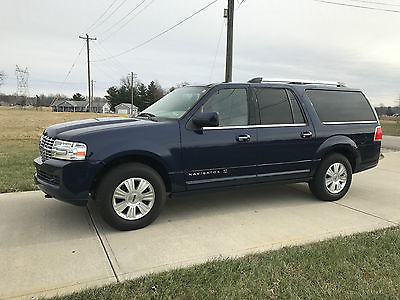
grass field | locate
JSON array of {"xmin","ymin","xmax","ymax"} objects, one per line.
[
  {"xmin": 50, "ymin": 226, "xmax": 400, "ymax": 300},
  {"xmin": 0, "ymin": 108, "xmax": 399, "ymax": 298},
  {"xmin": 0, "ymin": 107, "xmax": 399, "ymax": 193},
  {"xmin": 0, "ymin": 106, "xmax": 124, "ymax": 193},
  {"xmin": 381, "ymin": 120, "xmax": 400, "ymax": 136}
]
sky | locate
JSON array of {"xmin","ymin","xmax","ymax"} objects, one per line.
[{"xmin": 1, "ymin": 0, "xmax": 400, "ymax": 106}]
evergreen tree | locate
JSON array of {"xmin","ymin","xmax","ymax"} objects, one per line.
[
  {"xmin": 136, "ymin": 83, "xmax": 148, "ymax": 111},
  {"xmin": 72, "ymin": 93, "xmax": 86, "ymax": 101},
  {"xmin": 105, "ymin": 77, "xmax": 166, "ymax": 112}
]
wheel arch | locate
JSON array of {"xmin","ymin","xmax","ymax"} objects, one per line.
[
  {"xmin": 314, "ymin": 135, "xmax": 361, "ymax": 172},
  {"xmin": 90, "ymin": 152, "xmax": 172, "ymax": 198}
]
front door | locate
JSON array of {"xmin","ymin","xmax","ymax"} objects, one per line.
[{"xmin": 181, "ymin": 86, "xmax": 258, "ymax": 190}]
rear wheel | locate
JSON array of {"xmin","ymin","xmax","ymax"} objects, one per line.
[
  {"xmin": 309, "ymin": 153, "xmax": 352, "ymax": 201},
  {"xmin": 97, "ymin": 163, "xmax": 166, "ymax": 230}
]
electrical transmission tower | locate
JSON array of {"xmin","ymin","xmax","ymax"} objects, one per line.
[{"xmin": 15, "ymin": 65, "xmax": 29, "ymax": 96}]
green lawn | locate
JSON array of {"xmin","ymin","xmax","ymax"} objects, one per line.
[
  {"xmin": 0, "ymin": 140, "xmax": 39, "ymax": 193},
  {"xmin": 0, "ymin": 108, "xmax": 398, "ymax": 194},
  {"xmin": 50, "ymin": 226, "xmax": 400, "ymax": 300},
  {"xmin": 381, "ymin": 120, "xmax": 400, "ymax": 137},
  {"xmin": 0, "ymin": 107, "xmax": 119, "ymax": 193}
]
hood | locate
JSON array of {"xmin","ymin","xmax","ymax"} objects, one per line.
[{"xmin": 43, "ymin": 117, "xmax": 158, "ymax": 140}]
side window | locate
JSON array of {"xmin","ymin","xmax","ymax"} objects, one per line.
[
  {"xmin": 306, "ymin": 90, "xmax": 377, "ymax": 122},
  {"xmin": 255, "ymin": 88, "xmax": 292, "ymax": 125},
  {"xmin": 202, "ymin": 88, "xmax": 249, "ymax": 126},
  {"xmin": 287, "ymin": 90, "xmax": 305, "ymax": 124}
]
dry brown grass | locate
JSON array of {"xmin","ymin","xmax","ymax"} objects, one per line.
[
  {"xmin": 0, "ymin": 107, "xmax": 126, "ymax": 193},
  {"xmin": 0, "ymin": 106, "xmax": 123, "ymax": 141}
]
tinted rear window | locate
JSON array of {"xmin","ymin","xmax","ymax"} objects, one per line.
[
  {"xmin": 306, "ymin": 90, "xmax": 376, "ymax": 122},
  {"xmin": 255, "ymin": 88, "xmax": 293, "ymax": 124}
]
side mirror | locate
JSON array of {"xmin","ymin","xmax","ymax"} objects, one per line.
[{"xmin": 192, "ymin": 112, "xmax": 219, "ymax": 128}]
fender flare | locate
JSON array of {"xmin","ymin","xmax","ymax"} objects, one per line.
[{"xmin": 314, "ymin": 135, "xmax": 361, "ymax": 172}]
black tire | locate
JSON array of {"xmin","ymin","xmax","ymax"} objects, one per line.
[
  {"xmin": 309, "ymin": 153, "xmax": 352, "ymax": 201},
  {"xmin": 97, "ymin": 163, "xmax": 166, "ymax": 231}
]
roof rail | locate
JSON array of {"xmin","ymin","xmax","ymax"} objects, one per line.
[{"xmin": 248, "ymin": 77, "xmax": 346, "ymax": 87}]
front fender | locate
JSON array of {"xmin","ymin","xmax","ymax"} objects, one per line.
[{"xmin": 101, "ymin": 150, "xmax": 168, "ymax": 171}]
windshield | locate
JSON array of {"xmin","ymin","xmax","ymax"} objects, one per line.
[{"xmin": 141, "ymin": 86, "xmax": 209, "ymax": 119}]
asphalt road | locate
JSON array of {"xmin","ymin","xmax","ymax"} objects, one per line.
[{"xmin": 1, "ymin": 151, "xmax": 399, "ymax": 299}]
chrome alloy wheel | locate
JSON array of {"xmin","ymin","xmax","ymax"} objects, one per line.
[
  {"xmin": 325, "ymin": 162, "xmax": 348, "ymax": 194},
  {"xmin": 112, "ymin": 177, "xmax": 155, "ymax": 221}
]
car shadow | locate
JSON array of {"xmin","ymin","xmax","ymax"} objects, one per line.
[{"xmin": 90, "ymin": 183, "xmax": 318, "ymax": 234}]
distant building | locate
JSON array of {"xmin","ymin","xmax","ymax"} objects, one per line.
[
  {"xmin": 92, "ymin": 99, "xmax": 111, "ymax": 114},
  {"xmin": 52, "ymin": 100, "xmax": 88, "ymax": 112},
  {"xmin": 115, "ymin": 103, "xmax": 138, "ymax": 116},
  {"xmin": 52, "ymin": 98, "xmax": 111, "ymax": 113}
]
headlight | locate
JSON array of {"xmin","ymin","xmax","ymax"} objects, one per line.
[{"xmin": 51, "ymin": 139, "xmax": 87, "ymax": 161}]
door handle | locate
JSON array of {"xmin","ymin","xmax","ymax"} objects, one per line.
[
  {"xmin": 236, "ymin": 134, "xmax": 251, "ymax": 142},
  {"xmin": 301, "ymin": 131, "xmax": 313, "ymax": 138}
]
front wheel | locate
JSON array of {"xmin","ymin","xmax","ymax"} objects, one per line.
[
  {"xmin": 309, "ymin": 153, "xmax": 352, "ymax": 201},
  {"xmin": 97, "ymin": 163, "xmax": 166, "ymax": 231}
]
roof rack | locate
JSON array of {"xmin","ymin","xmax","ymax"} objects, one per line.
[{"xmin": 248, "ymin": 77, "xmax": 346, "ymax": 87}]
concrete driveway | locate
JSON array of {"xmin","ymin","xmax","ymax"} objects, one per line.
[
  {"xmin": 1, "ymin": 151, "xmax": 399, "ymax": 299},
  {"xmin": 382, "ymin": 135, "xmax": 400, "ymax": 151}
]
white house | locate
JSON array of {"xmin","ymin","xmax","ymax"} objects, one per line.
[
  {"xmin": 92, "ymin": 99, "xmax": 111, "ymax": 113},
  {"xmin": 115, "ymin": 103, "xmax": 138, "ymax": 116},
  {"xmin": 52, "ymin": 98, "xmax": 111, "ymax": 113}
]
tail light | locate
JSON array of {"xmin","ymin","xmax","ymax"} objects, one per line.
[{"xmin": 374, "ymin": 126, "xmax": 383, "ymax": 141}]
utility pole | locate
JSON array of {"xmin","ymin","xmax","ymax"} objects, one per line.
[
  {"xmin": 79, "ymin": 34, "xmax": 96, "ymax": 112},
  {"xmin": 224, "ymin": 0, "xmax": 234, "ymax": 83},
  {"xmin": 91, "ymin": 79, "xmax": 96, "ymax": 110},
  {"xmin": 130, "ymin": 72, "xmax": 138, "ymax": 116}
]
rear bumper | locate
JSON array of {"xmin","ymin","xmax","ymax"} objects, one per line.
[
  {"xmin": 354, "ymin": 142, "xmax": 381, "ymax": 173},
  {"xmin": 354, "ymin": 158, "xmax": 379, "ymax": 173},
  {"xmin": 34, "ymin": 156, "xmax": 102, "ymax": 206}
]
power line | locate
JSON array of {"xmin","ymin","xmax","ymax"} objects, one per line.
[
  {"xmin": 91, "ymin": 45, "xmax": 127, "ymax": 79},
  {"xmin": 85, "ymin": 0, "xmax": 120, "ymax": 33},
  {"xmin": 100, "ymin": 0, "xmax": 156, "ymax": 42},
  {"xmin": 98, "ymin": 0, "xmax": 148, "ymax": 37},
  {"xmin": 50, "ymin": 43, "xmax": 85, "ymax": 105},
  {"xmin": 90, "ymin": 0, "xmax": 130, "ymax": 33},
  {"xmin": 209, "ymin": 18, "xmax": 226, "ymax": 82},
  {"xmin": 313, "ymin": 0, "xmax": 400, "ymax": 12},
  {"xmin": 93, "ymin": 41, "xmax": 130, "ymax": 74},
  {"xmin": 30, "ymin": 78, "xmax": 86, "ymax": 85},
  {"xmin": 347, "ymin": 0, "xmax": 400, "ymax": 7},
  {"xmin": 93, "ymin": 0, "xmax": 219, "ymax": 62},
  {"xmin": 62, "ymin": 43, "xmax": 85, "ymax": 82}
]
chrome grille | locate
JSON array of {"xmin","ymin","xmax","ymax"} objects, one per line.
[{"xmin": 39, "ymin": 135, "xmax": 55, "ymax": 161}]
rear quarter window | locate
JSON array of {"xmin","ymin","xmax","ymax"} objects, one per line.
[{"xmin": 306, "ymin": 90, "xmax": 377, "ymax": 123}]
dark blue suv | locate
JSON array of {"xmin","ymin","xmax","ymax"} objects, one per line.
[{"xmin": 34, "ymin": 78, "xmax": 382, "ymax": 230}]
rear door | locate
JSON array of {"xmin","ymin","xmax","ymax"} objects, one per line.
[
  {"xmin": 254, "ymin": 87, "xmax": 317, "ymax": 182},
  {"xmin": 181, "ymin": 85, "xmax": 258, "ymax": 190}
]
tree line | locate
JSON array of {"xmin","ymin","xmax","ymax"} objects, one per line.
[
  {"xmin": 105, "ymin": 77, "xmax": 166, "ymax": 112},
  {"xmin": 376, "ymin": 105, "xmax": 400, "ymax": 117},
  {"xmin": 0, "ymin": 70, "xmax": 187, "ymax": 113}
]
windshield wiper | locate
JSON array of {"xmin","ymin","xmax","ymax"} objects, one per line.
[{"xmin": 137, "ymin": 112, "xmax": 158, "ymax": 121}]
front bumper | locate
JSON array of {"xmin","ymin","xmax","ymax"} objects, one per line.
[{"xmin": 34, "ymin": 156, "xmax": 102, "ymax": 206}]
